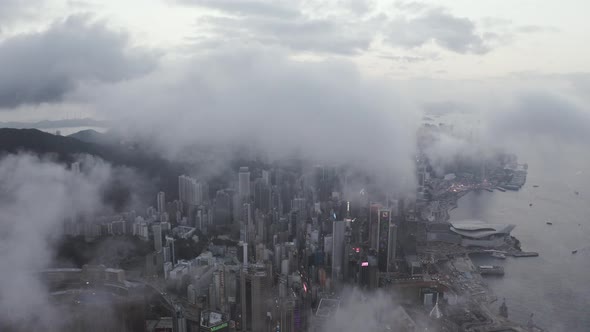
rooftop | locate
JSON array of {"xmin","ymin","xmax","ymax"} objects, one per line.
[
  {"xmin": 200, "ymin": 310, "xmax": 226, "ymax": 328},
  {"xmin": 316, "ymin": 298, "xmax": 340, "ymax": 318},
  {"xmin": 450, "ymin": 220, "xmax": 515, "ymax": 239}
]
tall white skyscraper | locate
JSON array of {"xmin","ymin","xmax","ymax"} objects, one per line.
[
  {"xmin": 238, "ymin": 167, "xmax": 251, "ymax": 201},
  {"xmin": 157, "ymin": 191, "xmax": 166, "ymax": 215}
]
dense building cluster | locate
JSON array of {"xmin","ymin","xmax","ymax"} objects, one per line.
[{"xmin": 50, "ymin": 124, "xmax": 533, "ymax": 332}]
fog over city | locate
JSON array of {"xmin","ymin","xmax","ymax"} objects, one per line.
[
  {"xmin": 1, "ymin": 1, "xmax": 590, "ymax": 332},
  {"xmin": 0, "ymin": 154, "xmax": 111, "ymax": 329}
]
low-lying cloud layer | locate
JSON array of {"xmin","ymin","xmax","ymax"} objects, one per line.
[
  {"xmin": 88, "ymin": 46, "xmax": 420, "ymax": 191},
  {"xmin": 487, "ymin": 92, "xmax": 590, "ymax": 143},
  {"xmin": 0, "ymin": 154, "xmax": 112, "ymax": 330},
  {"xmin": 318, "ymin": 288, "xmax": 435, "ymax": 331}
]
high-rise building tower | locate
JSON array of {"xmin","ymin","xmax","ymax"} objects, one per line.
[
  {"xmin": 214, "ymin": 190, "xmax": 231, "ymax": 225},
  {"xmin": 165, "ymin": 236, "xmax": 176, "ymax": 264},
  {"xmin": 332, "ymin": 220, "xmax": 345, "ymax": 282},
  {"xmin": 377, "ymin": 209, "xmax": 391, "ymax": 272},
  {"xmin": 261, "ymin": 170, "xmax": 270, "ymax": 186},
  {"xmin": 387, "ymin": 224, "xmax": 398, "ymax": 273},
  {"xmin": 157, "ymin": 191, "xmax": 166, "ymax": 215},
  {"xmin": 240, "ymin": 265, "xmax": 269, "ymax": 332},
  {"xmin": 254, "ymin": 179, "xmax": 271, "ymax": 213},
  {"xmin": 368, "ymin": 204, "xmax": 382, "ymax": 250},
  {"xmin": 242, "ymin": 203, "xmax": 252, "ymax": 227},
  {"xmin": 153, "ymin": 223, "xmax": 163, "ymax": 252},
  {"xmin": 238, "ymin": 167, "xmax": 251, "ymax": 202},
  {"xmin": 178, "ymin": 175, "xmax": 207, "ymax": 207},
  {"xmin": 291, "ymin": 198, "xmax": 307, "ymax": 222}
]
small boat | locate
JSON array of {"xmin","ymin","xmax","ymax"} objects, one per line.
[
  {"xmin": 533, "ymin": 185, "xmax": 539, "ymax": 188},
  {"xmin": 572, "ymin": 250, "xmax": 578, "ymax": 254},
  {"xmin": 529, "ymin": 203, "xmax": 533, "ymax": 207},
  {"xmin": 491, "ymin": 252, "xmax": 507, "ymax": 259},
  {"xmin": 546, "ymin": 221, "xmax": 553, "ymax": 225},
  {"xmin": 574, "ymin": 191, "xmax": 579, "ymax": 195}
]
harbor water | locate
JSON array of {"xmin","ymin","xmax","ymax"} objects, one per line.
[{"xmin": 450, "ymin": 140, "xmax": 590, "ymax": 331}]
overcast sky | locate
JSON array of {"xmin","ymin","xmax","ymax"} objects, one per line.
[
  {"xmin": 0, "ymin": 0, "xmax": 589, "ymax": 145},
  {"xmin": 2, "ymin": 0, "xmax": 588, "ymax": 77}
]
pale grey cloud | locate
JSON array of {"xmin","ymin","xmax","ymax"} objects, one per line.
[
  {"xmin": 516, "ymin": 25, "xmax": 560, "ymax": 34},
  {"xmin": 565, "ymin": 73, "xmax": 590, "ymax": 98},
  {"xmin": 0, "ymin": 154, "xmax": 112, "ymax": 330},
  {"xmin": 196, "ymin": 13, "xmax": 375, "ymax": 54},
  {"xmin": 82, "ymin": 45, "xmax": 420, "ymax": 191},
  {"xmin": 181, "ymin": 0, "xmax": 380, "ymax": 54},
  {"xmin": 0, "ymin": 0, "xmax": 41, "ymax": 23},
  {"xmin": 0, "ymin": 15, "xmax": 157, "ymax": 109},
  {"xmin": 394, "ymin": 1, "xmax": 430, "ymax": 13},
  {"xmin": 378, "ymin": 53, "xmax": 439, "ymax": 63},
  {"xmin": 387, "ymin": 8, "xmax": 489, "ymax": 54},
  {"xmin": 488, "ymin": 92, "xmax": 590, "ymax": 143},
  {"xmin": 338, "ymin": 0, "xmax": 374, "ymax": 15},
  {"xmin": 177, "ymin": 0, "xmax": 300, "ymax": 18}
]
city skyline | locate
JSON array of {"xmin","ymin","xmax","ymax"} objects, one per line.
[{"xmin": 1, "ymin": 1, "xmax": 589, "ymax": 331}]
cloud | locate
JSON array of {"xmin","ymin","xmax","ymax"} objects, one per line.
[
  {"xmin": 0, "ymin": 154, "xmax": 112, "ymax": 330},
  {"xmin": 196, "ymin": 14, "xmax": 375, "ymax": 54},
  {"xmin": 338, "ymin": 0, "xmax": 374, "ymax": 15},
  {"xmin": 423, "ymin": 101, "xmax": 470, "ymax": 116},
  {"xmin": 318, "ymin": 288, "xmax": 435, "ymax": 331},
  {"xmin": 516, "ymin": 25, "xmax": 559, "ymax": 34},
  {"xmin": 394, "ymin": 1, "xmax": 430, "ymax": 13},
  {"xmin": 0, "ymin": 0, "xmax": 41, "ymax": 24},
  {"xmin": 82, "ymin": 46, "xmax": 419, "ymax": 191},
  {"xmin": 487, "ymin": 92, "xmax": 590, "ymax": 143},
  {"xmin": 0, "ymin": 15, "xmax": 157, "ymax": 109},
  {"xmin": 564, "ymin": 73, "xmax": 590, "ymax": 99},
  {"xmin": 378, "ymin": 53, "xmax": 439, "ymax": 63},
  {"xmin": 177, "ymin": 0, "xmax": 300, "ymax": 18},
  {"xmin": 387, "ymin": 8, "xmax": 489, "ymax": 54},
  {"xmin": 183, "ymin": 0, "xmax": 379, "ymax": 54}
]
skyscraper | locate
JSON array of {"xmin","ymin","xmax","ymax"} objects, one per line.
[
  {"xmin": 214, "ymin": 190, "xmax": 231, "ymax": 226},
  {"xmin": 240, "ymin": 265, "xmax": 269, "ymax": 332},
  {"xmin": 165, "ymin": 236, "xmax": 176, "ymax": 264},
  {"xmin": 238, "ymin": 167, "xmax": 251, "ymax": 202},
  {"xmin": 291, "ymin": 198, "xmax": 307, "ymax": 222},
  {"xmin": 261, "ymin": 170, "xmax": 270, "ymax": 186},
  {"xmin": 387, "ymin": 224, "xmax": 398, "ymax": 273},
  {"xmin": 368, "ymin": 204, "xmax": 382, "ymax": 250},
  {"xmin": 242, "ymin": 203, "xmax": 252, "ymax": 227},
  {"xmin": 178, "ymin": 175, "xmax": 207, "ymax": 207},
  {"xmin": 157, "ymin": 191, "xmax": 166, "ymax": 215},
  {"xmin": 153, "ymin": 223, "xmax": 163, "ymax": 252},
  {"xmin": 332, "ymin": 220, "xmax": 345, "ymax": 282},
  {"xmin": 378, "ymin": 209, "xmax": 391, "ymax": 272},
  {"xmin": 254, "ymin": 179, "xmax": 271, "ymax": 213}
]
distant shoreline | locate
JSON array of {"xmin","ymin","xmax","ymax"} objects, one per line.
[
  {"xmin": 0, "ymin": 118, "xmax": 109, "ymax": 129},
  {"xmin": 39, "ymin": 126, "xmax": 109, "ymax": 136}
]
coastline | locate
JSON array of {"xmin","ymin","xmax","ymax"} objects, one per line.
[{"xmin": 435, "ymin": 188, "xmax": 545, "ymax": 331}]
